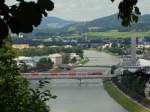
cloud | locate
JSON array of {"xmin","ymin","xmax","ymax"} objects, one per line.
[
  {"xmin": 6, "ymin": 0, "xmax": 150, "ymax": 21},
  {"xmin": 49, "ymin": 0, "xmax": 119, "ymax": 21}
]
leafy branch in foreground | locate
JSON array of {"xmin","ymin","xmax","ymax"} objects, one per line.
[
  {"xmin": 111, "ymin": 0, "xmax": 141, "ymax": 27},
  {"xmin": 0, "ymin": 42, "xmax": 56, "ymax": 112},
  {"xmin": 0, "ymin": 0, "xmax": 54, "ymax": 45}
]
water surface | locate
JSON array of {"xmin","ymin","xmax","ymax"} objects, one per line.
[{"xmin": 32, "ymin": 50, "xmax": 126, "ymax": 112}]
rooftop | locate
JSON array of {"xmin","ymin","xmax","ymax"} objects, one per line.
[{"xmin": 138, "ymin": 59, "xmax": 150, "ymax": 67}]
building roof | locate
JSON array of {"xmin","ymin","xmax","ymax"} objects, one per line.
[
  {"xmin": 16, "ymin": 56, "xmax": 32, "ymax": 60},
  {"xmin": 49, "ymin": 53, "xmax": 62, "ymax": 58},
  {"xmin": 138, "ymin": 59, "xmax": 150, "ymax": 67}
]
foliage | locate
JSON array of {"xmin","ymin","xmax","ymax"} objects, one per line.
[
  {"xmin": 0, "ymin": 0, "xmax": 54, "ymax": 45},
  {"xmin": 36, "ymin": 58, "xmax": 53, "ymax": 71},
  {"xmin": 77, "ymin": 57, "xmax": 89, "ymax": 65},
  {"xmin": 70, "ymin": 57, "xmax": 77, "ymax": 64},
  {"xmin": 0, "ymin": 44, "xmax": 56, "ymax": 112},
  {"xmin": 111, "ymin": 65, "xmax": 117, "ymax": 74},
  {"xmin": 105, "ymin": 47, "xmax": 123, "ymax": 55},
  {"xmin": 0, "ymin": 1, "xmax": 55, "ymax": 110},
  {"xmin": 111, "ymin": 0, "xmax": 141, "ymax": 27},
  {"xmin": 121, "ymin": 70, "xmax": 150, "ymax": 96},
  {"xmin": 112, "ymin": 70, "xmax": 150, "ymax": 108},
  {"xmin": 104, "ymin": 81, "xmax": 150, "ymax": 112},
  {"xmin": 84, "ymin": 30, "xmax": 150, "ymax": 39},
  {"xmin": 63, "ymin": 53, "xmax": 70, "ymax": 64}
]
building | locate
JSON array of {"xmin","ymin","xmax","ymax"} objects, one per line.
[
  {"xmin": 64, "ymin": 45, "xmax": 72, "ymax": 48},
  {"xmin": 15, "ymin": 56, "xmax": 36, "ymax": 68},
  {"xmin": 12, "ymin": 44, "xmax": 30, "ymax": 49},
  {"xmin": 145, "ymin": 80, "xmax": 150, "ymax": 100},
  {"xmin": 143, "ymin": 52, "xmax": 150, "ymax": 60},
  {"xmin": 137, "ymin": 59, "xmax": 150, "ymax": 67},
  {"xmin": 37, "ymin": 44, "xmax": 45, "ymax": 48},
  {"xmin": 136, "ymin": 59, "xmax": 150, "ymax": 73},
  {"xmin": 145, "ymin": 83, "xmax": 150, "ymax": 100},
  {"xmin": 49, "ymin": 53, "xmax": 62, "ymax": 67},
  {"xmin": 102, "ymin": 43, "xmax": 112, "ymax": 49}
]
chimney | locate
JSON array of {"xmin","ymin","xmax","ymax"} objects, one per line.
[{"xmin": 131, "ymin": 30, "xmax": 137, "ymax": 66}]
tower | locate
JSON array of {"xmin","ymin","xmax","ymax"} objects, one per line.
[{"xmin": 131, "ymin": 30, "xmax": 137, "ymax": 66}]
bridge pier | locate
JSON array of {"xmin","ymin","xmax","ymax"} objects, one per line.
[{"xmin": 78, "ymin": 78, "xmax": 82, "ymax": 87}]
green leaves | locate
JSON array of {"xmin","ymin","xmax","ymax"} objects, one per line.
[
  {"xmin": 132, "ymin": 14, "xmax": 138, "ymax": 23},
  {"xmin": 0, "ymin": 42, "xmax": 55, "ymax": 112},
  {"xmin": 121, "ymin": 19, "xmax": 130, "ymax": 27},
  {"xmin": 0, "ymin": 18, "xmax": 8, "ymax": 40},
  {"xmin": 36, "ymin": 58, "xmax": 54, "ymax": 71},
  {"xmin": 30, "ymin": 79, "xmax": 57, "ymax": 103},
  {"xmin": 0, "ymin": 1, "xmax": 56, "ymax": 111},
  {"xmin": 38, "ymin": 0, "xmax": 54, "ymax": 11},
  {"xmin": 116, "ymin": 0, "xmax": 140, "ymax": 27},
  {"xmin": 134, "ymin": 6, "xmax": 141, "ymax": 15},
  {"xmin": 110, "ymin": 0, "xmax": 115, "ymax": 2},
  {"xmin": 0, "ymin": 0, "xmax": 54, "ymax": 42}
]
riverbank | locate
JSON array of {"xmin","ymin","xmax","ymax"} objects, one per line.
[
  {"xmin": 103, "ymin": 80, "xmax": 150, "ymax": 112},
  {"xmin": 87, "ymin": 48, "xmax": 120, "ymax": 56},
  {"xmin": 45, "ymin": 50, "xmax": 126, "ymax": 112},
  {"xmin": 103, "ymin": 49, "xmax": 120, "ymax": 56},
  {"xmin": 76, "ymin": 57, "xmax": 89, "ymax": 65}
]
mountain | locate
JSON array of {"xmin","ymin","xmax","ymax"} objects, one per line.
[
  {"xmin": 36, "ymin": 16, "xmax": 75, "ymax": 29},
  {"xmin": 62, "ymin": 14, "xmax": 150, "ymax": 32},
  {"xmin": 32, "ymin": 14, "xmax": 150, "ymax": 36}
]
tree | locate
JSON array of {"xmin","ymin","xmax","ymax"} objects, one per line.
[
  {"xmin": 111, "ymin": 65, "xmax": 117, "ymax": 74},
  {"xmin": 111, "ymin": 0, "xmax": 141, "ymax": 26},
  {"xmin": 63, "ymin": 53, "xmax": 70, "ymax": 64},
  {"xmin": 36, "ymin": 58, "xmax": 53, "ymax": 71},
  {"xmin": 121, "ymin": 70, "xmax": 150, "ymax": 96},
  {"xmin": 0, "ymin": 0, "xmax": 54, "ymax": 45},
  {"xmin": 0, "ymin": 43, "xmax": 56, "ymax": 112},
  {"xmin": 0, "ymin": 0, "xmax": 55, "ymax": 111},
  {"xmin": 70, "ymin": 57, "xmax": 77, "ymax": 64}
]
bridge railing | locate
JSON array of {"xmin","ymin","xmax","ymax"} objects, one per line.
[{"xmin": 22, "ymin": 71, "xmax": 103, "ymax": 78}]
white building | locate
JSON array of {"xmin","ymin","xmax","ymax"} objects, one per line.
[
  {"xmin": 102, "ymin": 43, "xmax": 112, "ymax": 49},
  {"xmin": 15, "ymin": 56, "xmax": 35, "ymax": 68},
  {"xmin": 145, "ymin": 80, "xmax": 150, "ymax": 100},
  {"xmin": 137, "ymin": 59, "xmax": 150, "ymax": 67},
  {"xmin": 49, "ymin": 53, "xmax": 62, "ymax": 67},
  {"xmin": 64, "ymin": 45, "xmax": 72, "ymax": 48}
]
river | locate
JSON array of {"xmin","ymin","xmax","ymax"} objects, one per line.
[{"xmin": 31, "ymin": 50, "xmax": 127, "ymax": 112}]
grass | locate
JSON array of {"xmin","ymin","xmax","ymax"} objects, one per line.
[
  {"xmin": 103, "ymin": 81, "xmax": 150, "ymax": 112},
  {"xmin": 63, "ymin": 35, "xmax": 81, "ymax": 39},
  {"xmin": 103, "ymin": 49, "xmax": 120, "ymax": 56},
  {"xmin": 84, "ymin": 30, "xmax": 150, "ymax": 39},
  {"xmin": 63, "ymin": 30, "xmax": 150, "ymax": 39},
  {"xmin": 77, "ymin": 57, "xmax": 89, "ymax": 65}
]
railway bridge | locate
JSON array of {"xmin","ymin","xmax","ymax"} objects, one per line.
[{"xmin": 22, "ymin": 71, "xmax": 118, "ymax": 85}]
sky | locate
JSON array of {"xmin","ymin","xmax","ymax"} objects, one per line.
[{"xmin": 6, "ymin": 0, "xmax": 150, "ymax": 21}]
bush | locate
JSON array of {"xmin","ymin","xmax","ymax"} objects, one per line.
[
  {"xmin": 36, "ymin": 58, "xmax": 53, "ymax": 71},
  {"xmin": 112, "ymin": 70, "xmax": 150, "ymax": 108},
  {"xmin": 0, "ymin": 44, "xmax": 56, "ymax": 112}
]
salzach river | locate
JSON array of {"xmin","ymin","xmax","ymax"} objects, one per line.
[{"xmin": 31, "ymin": 50, "xmax": 127, "ymax": 112}]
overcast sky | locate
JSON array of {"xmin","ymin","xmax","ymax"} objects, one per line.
[{"xmin": 6, "ymin": 0, "xmax": 150, "ymax": 21}]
